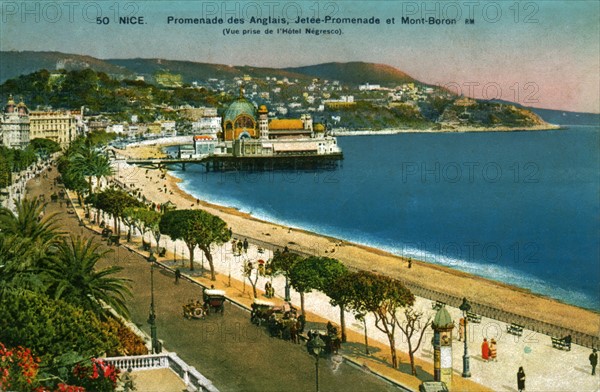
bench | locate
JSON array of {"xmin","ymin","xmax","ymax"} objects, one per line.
[
  {"xmin": 431, "ymin": 300, "xmax": 446, "ymax": 310},
  {"xmin": 507, "ymin": 323, "xmax": 524, "ymax": 336},
  {"xmin": 466, "ymin": 311, "xmax": 482, "ymax": 323},
  {"xmin": 551, "ymin": 336, "xmax": 571, "ymax": 351}
]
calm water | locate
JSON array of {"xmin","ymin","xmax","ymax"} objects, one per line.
[{"xmin": 171, "ymin": 127, "xmax": 600, "ymax": 310}]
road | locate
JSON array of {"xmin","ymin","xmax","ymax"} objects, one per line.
[{"xmin": 29, "ymin": 170, "xmax": 399, "ymax": 392}]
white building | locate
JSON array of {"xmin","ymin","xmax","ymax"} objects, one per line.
[
  {"xmin": 1, "ymin": 95, "xmax": 30, "ymax": 149},
  {"xmin": 359, "ymin": 83, "xmax": 381, "ymax": 91}
]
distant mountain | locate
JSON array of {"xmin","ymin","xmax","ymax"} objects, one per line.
[
  {"xmin": 285, "ymin": 62, "xmax": 416, "ymax": 85},
  {"xmin": 0, "ymin": 51, "xmax": 133, "ymax": 82},
  {"xmin": 0, "ymin": 51, "xmax": 417, "ymax": 87},
  {"xmin": 104, "ymin": 58, "xmax": 313, "ymax": 84}
]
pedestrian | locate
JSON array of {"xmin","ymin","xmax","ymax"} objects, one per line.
[
  {"xmin": 243, "ymin": 238, "xmax": 249, "ymax": 253},
  {"xmin": 175, "ymin": 268, "xmax": 181, "ymax": 284},
  {"xmin": 458, "ymin": 317, "xmax": 465, "ymax": 341},
  {"xmin": 517, "ymin": 366, "xmax": 526, "ymax": 391},
  {"xmin": 590, "ymin": 348, "xmax": 598, "ymax": 375},
  {"xmin": 489, "ymin": 338, "xmax": 497, "ymax": 361},
  {"xmin": 481, "ymin": 338, "xmax": 490, "ymax": 361},
  {"xmin": 408, "ymin": 257, "xmax": 412, "ymax": 268}
]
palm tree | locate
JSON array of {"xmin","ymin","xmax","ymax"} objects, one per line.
[
  {"xmin": 0, "ymin": 235, "xmax": 45, "ymax": 292},
  {"xmin": 68, "ymin": 142, "xmax": 113, "ymax": 194},
  {"xmin": 0, "ymin": 197, "xmax": 62, "ymax": 247},
  {"xmin": 44, "ymin": 235, "xmax": 132, "ymax": 318}
]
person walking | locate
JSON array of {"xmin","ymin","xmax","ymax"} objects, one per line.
[
  {"xmin": 243, "ymin": 238, "xmax": 249, "ymax": 253},
  {"xmin": 489, "ymin": 338, "xmax": 497, "ymax": 361},
  {"xmin": 590, "ymin": 349, "xmax": 598, "ymax": 375},
  {"xmin": 481, "ymin": 338, "xmax": 490, "ymax": 362},
  {"xmin": 517, "ymin": 367, "xmax": 526, "ymax": 391},
  {"xmin": 175, "ymin": 268, "xmax": 181, "ymax": 284}
]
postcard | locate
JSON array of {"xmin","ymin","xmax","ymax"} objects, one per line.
[{"xmin": 0, "ymin": 1, "xmax": 598, "ymax": 391}]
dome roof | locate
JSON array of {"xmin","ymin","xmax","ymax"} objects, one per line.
[
  {"xmin": 223, "ymin": 96, "xmax": 256, "ymax": 124},
  {"xmin": 432, "ymin": 305, "xmax": 454, "ymax": 330}
]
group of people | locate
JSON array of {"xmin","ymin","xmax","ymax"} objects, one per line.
[{"xmin": 481, "ymin": 337, "xmax": 498, "ymax": 362}]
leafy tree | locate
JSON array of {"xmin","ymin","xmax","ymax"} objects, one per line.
[
  {"xmin": 159, "ymin": 209, "xmax": 230, "ymax": 279},
  {"xmin": 288, "ymin": 256, "xmax": 322, "ymax": 316},
  {"xmin": 92, "ymin": 188, "xmax": 143, "ymax": 236},
  {"xmin": 43, "ymin": 235, "xmax": 132, "ymax": 318},
  {"xmin": 396, "ymin": 308, "xmax": 432, "ymax": 376},
  {"xmin": 268, "ymin": 249, "xmax": 303, "ymax": 302},
  {"xmin": 29, "ymin": 138, "xmax": 62, "ymax": 155},
  {"xmin": 320, "ymin": 261, "xmax": 352, "ymax": 343},
  {"xmin": 344, "ymin": 271, "xmax": 414, "ymax": 368}
]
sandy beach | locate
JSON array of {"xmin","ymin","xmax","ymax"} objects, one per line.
[{"xmin": 116, "ymin": 145, "xmax": 599, "ymax": 338}]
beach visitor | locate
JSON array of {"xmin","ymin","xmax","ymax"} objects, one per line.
[
  {"xmin": 489, "ymin": 338, "xmax": 497, "ymax": 361},
  {"xmin": 243, "ymin": 238, "xmax": 249, "ymax": 253},
  {"xmin": 408, "ymin": 258, "xmax": 412, "ymax": 268},
  {"xmin": 481, "ymin": 338, "xmax": 490, "ymax": 361},
  {"xmin": 590, "ymin": 349, "xmax": 598, "ymax": 375},
  {"xmin": 175, "ymin": 268, "xmax": 181, "ymax": 284},
  {"xmin": 517, "ymin": 366, "xmax": 526, "ymax": 391},
  {"xmin": 458, "ymin": 317, "xmax": 465, "ymax": 341}
]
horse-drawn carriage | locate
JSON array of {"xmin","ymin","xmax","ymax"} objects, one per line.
[
  {"xmin": 182, "ymin": 289, "xmax": 226, "ymax": 319},
  {"xmin": 203, "ymin": 289, "xmax": 226, "ymax": 315},
  {"xmin": 250, "ymin": 299, "xmax": 276, "ymax": 326},
  {"xmin": 307, "ymin": 324, "xmax": 341, "ymax": 355},
  {"xmin": 183, "ymin": 300, "xmax": 206, "ymax": 320}
]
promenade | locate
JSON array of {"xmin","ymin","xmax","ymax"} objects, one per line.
[
  {"xmin": 26, "ymin": 170, "xmax": 399, "ymax": 392},
  {"xmin": 23, "ymin": 162, "xmax": 600, "ymax": 391}
]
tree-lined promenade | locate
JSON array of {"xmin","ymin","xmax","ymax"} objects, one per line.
[{"xmin": 27, "ymin": 163, "xmax": 399, "ymax": 392}]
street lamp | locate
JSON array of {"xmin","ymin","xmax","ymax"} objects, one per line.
[
  {"xmin": 147, "ymin": 252, "xmax": 160, "ymax": 354},
  {"xmin": 284, "ymin": 275, "xmax": 291, "ymax": 302},
  {"xmin": 307, "ymin": 334, "xmax": 326, "ymax": 392},
  {"xmin": 459, "ymin": 297, "xmax": 471, "ymax": 378}
]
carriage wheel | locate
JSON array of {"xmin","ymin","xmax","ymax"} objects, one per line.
[{"xmin": 193, "ymin": 307, "xmax": 204, "ymax": 318}]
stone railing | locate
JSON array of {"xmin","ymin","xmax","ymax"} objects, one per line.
[{"xmin": 104, "ymin": 353, "xmax": 219, "ymax": 392}]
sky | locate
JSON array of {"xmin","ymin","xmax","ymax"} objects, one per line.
[{"xmin": 1, "ymin": 0, "xmax": 598, "ymax": 113}]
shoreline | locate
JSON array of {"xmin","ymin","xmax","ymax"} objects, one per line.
[
  {"xmin": 117, "ymin": 145, "xmax": 599, "ymax": 337},
  {"xmin": 330, "ymin": 124, "xmax": 561, "ymax": 136}
]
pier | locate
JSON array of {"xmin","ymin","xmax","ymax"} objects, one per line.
[{"xmin": 124, "ymin": 152, "xmax": 343, "ymax": 172}]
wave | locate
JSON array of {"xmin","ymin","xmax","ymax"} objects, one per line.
[{"xmin": 176, "ymin": 174, "xmax": 599, "ymax": 311}]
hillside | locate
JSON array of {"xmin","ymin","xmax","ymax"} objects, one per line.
[
  {"xmin": 104, "ymin": 58, "xmax": 313, "ymax": 84},
  {"xmin": 285, "ymin": 62, "xmax": 416, "ymax": 85},
  {"xmin": 0, "ymin": 51, "xmax": 133, "ymax": 83},
  {"xmin": 0, "ymin": 51, "xmax": 416, "ymax": 87}
]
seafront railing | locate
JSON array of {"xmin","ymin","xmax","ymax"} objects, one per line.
[
  {"xmin": 234, "ymin": 233, "xmax": 599, "ymax": 349},
  {"xmin": 104, "ymin": 353, "xmax": 219, "ymax": 392},
  {"xmin": 396, "ymin": 283, "xmax": 599, "ymax": 350}
]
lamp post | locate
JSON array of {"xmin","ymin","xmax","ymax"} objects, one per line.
[
  {"xmin": 147, "ymin": 252, "xmax": 159, "ymax": 354},
  {"xmin": 284, "ymin": 275, "xmax": 291, "ymax": 302},
  {"xmin": 459, "ymin": 297, "xmax": 471, "ymax": 378},
  {"xmin": 307, "ymin": 334, "xmax": 326, "ymax": 392}
]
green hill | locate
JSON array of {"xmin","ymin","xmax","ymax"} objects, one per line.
[
  {"xmin": 0, "ymin": 51, "xmax": 133, "ymax": 83},
  {"xmin": 285, "ymin": 61, "xmax": 416, "ymax": 85}
]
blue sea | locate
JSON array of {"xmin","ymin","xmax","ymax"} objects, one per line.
[{"xmin": 169, "ymin": 126, "xmax": 600, "ymax": 311}]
